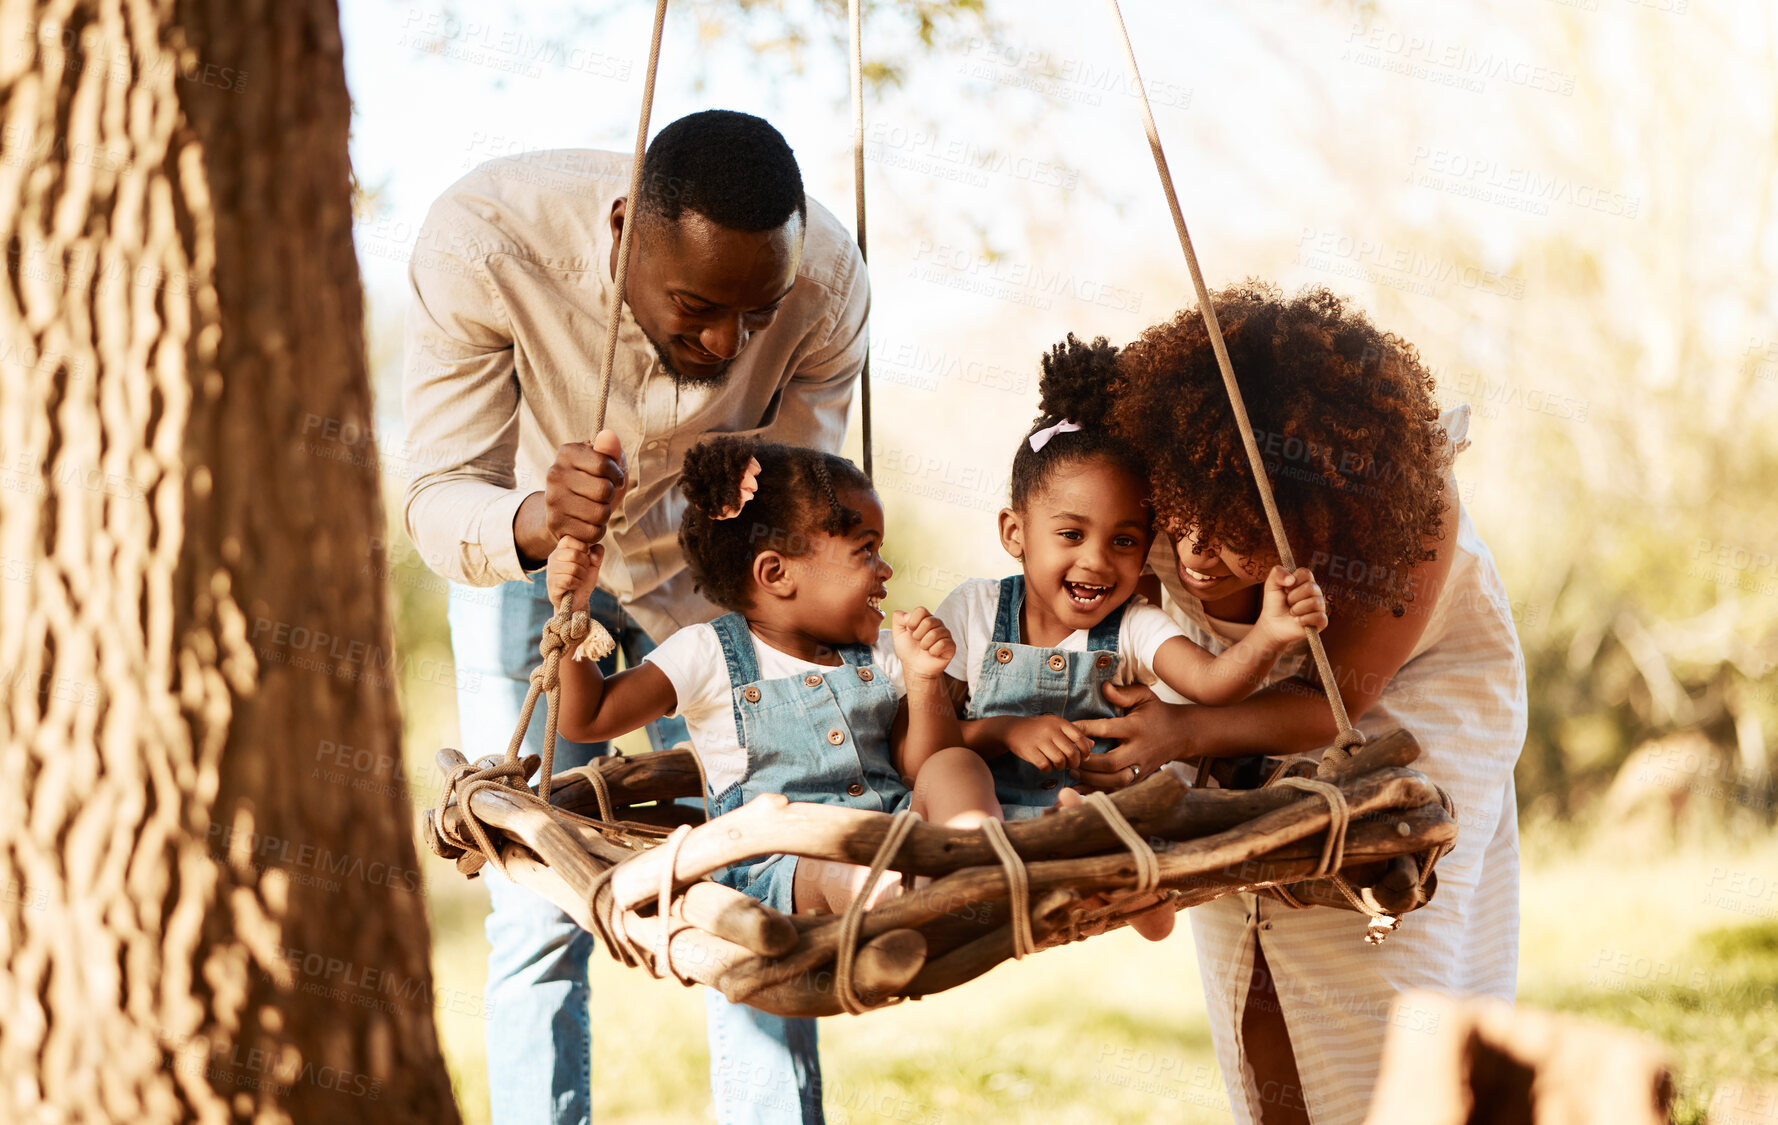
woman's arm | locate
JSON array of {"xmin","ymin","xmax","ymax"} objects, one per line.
[{"xmin": 1077, "ymin": 493, "xmax": 1459, "ymax": 781}]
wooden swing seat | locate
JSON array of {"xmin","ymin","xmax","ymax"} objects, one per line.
[{"xmin": 427, "ymin": 728, "xmax": 1453, "ymax": 1017}]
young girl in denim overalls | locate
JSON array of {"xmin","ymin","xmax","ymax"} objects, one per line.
[
  {"xmin": 546, "ymin": 434, "xmax": 993, "ymax": 915},
  {"xmin": 928, "ymin": 334, "xmax": 1329, "ymax": 832}
]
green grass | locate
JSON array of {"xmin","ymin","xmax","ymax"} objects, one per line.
[{"xmin": 418, "ymin": 825, "xmax": 1778, "ymax": 1124}]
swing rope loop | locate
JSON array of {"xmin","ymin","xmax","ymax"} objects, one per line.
[{"xmin": 1100, "ymin": 0, "xmax": 1365, "ymax": 771}]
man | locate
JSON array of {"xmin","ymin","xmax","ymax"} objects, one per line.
[{"xmin": 403, "ymin": 110, "xmax": 867, "ymax": 1125}]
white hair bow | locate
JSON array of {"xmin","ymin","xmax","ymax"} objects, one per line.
[{"xmin": 1027, "ymin": 418, "xmax": 1083, "ymax": 453}]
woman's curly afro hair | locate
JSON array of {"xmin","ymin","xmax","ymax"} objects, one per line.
[
  {"xmin": 1009, "ymin": 333, "xmax": 1151, "ymax": 512},
  {"xmin": 677, "ymin": 434, "xmax": 872, "ymax": 612},
  {"xmin": 1109, "ymin": 281, "xmax": 1451, "ymax": 615}
]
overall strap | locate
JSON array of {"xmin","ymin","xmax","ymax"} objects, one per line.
[
  {"xmin": 837, "ymin": 640, "xmax": 875, "ymax": 667},
  {"xmin": 711, "ymin": 613, "xmax": 761, "ymax": 745},
  {"xmin": 992, "ymin": 575, "xmax": 1025, "ymax": 645},
  {"xmin": 1086, "ymin": 597, "xmax": 1129, "ymax": 651}
]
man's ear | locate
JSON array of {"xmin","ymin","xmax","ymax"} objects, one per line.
[
  {"xmin": 609, "ymin": 196, "xmax": 626, "ymax": 243},
  {"xmin": 752, "ymin": 550, "xmax": 796, "ymax": 600},
  {"xmin": 997, "ymin": 507, "xmax": 1025, "ymax": 560}
]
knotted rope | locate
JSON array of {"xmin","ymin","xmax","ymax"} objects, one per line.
[
  {"xmin": 1101, "ymin": 0, "xmax": 1364, "ymax": 772},
  {"xmin": 1262, "ymin": 774, "xmax": 1402, "ymax": 944},
  {"xmin": 834, "ymin": 809, "xmax": 919, "ymax": 1014},
  {"xmin": 980, "ymin": 818, "xmax": 1036, "ymax": 960},
  {"xmin": 429, "ymin": 599, "xmax": 592, "ymax": 871},
  {"xmin": 1080, "ymin": 792, "xmax": 1161, "ymax": 896}
]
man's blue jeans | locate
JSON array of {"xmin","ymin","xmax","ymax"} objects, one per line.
[{"xmin": 447, "ymin": 577, "xmax": 825, "ymax": 1125}]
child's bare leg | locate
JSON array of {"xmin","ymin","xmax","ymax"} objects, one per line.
[
  {"xmin": 791, "ymin": 855, "xmax": 910, "ymax": 914},
  {"xmin": 911, "ymin": 746, "xmax": 1002, "ymax": 828},
  {"xmin": 1054, "ymin": 787, "xmax": 1177, "ymax": 941}
]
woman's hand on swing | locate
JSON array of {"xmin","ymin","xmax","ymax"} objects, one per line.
[
  {"xmin": 546, "ymin": 535, "xmax": 605, "ymax": 614},
  {"xmin": 1073, "ymin": 683, "xmax": 1194, "ymax": 789}
]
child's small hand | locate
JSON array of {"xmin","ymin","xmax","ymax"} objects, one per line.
[
  {"xmin": 1005, "ymin": 714, "xmax": 1092, "ymax": 772},
  {"xmin": 1256, "ymin": 566, "xmax": 1329, "ymax": 648},
  {"xmin": 546, "ymin": 535, "xmax": 604, "ymax": 614},
  {"xmin": 892, "ymin": 607, "xmax": 956, "ymax": 680}
]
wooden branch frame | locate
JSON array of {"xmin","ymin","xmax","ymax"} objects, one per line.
[{"xmin": 427, "ymin": 728, "xmax": 1455, "ymax": 1017}]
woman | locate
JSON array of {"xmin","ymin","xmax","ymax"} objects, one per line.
[{"xmin": 1075, "ymin": 283, "xmax": 1527, "ymax": 1125}]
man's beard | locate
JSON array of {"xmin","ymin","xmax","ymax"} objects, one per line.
[{"xmin": 647, "ymin": 332, "xmax": 733, "ymax": 388}]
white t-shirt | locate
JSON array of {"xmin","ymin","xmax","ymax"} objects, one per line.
[
  {"xmin": 643, "ymin": 622, "xmax": 907, "ymax": 796},
  {"xmin": 935, "ymin": 577, "xmax": 1191, "ymax": 706}
]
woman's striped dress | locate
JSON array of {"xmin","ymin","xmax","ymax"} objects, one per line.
[{"xmin": 1152, "ymin": 406, "xmax": 1527, "ymax": 1124}]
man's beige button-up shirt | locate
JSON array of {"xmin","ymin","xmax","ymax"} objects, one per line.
[{"xmin": 402, "ymin": 149, "xmax": 869, "ymax": 641}]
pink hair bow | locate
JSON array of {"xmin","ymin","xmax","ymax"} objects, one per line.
[
  {"xmin": 711, "ymin": 457, "xmax": 762, "ymax": 520},
  {"xmin": 1027, "ymin": 418, "xmax": 1083, "ymax": 453}
]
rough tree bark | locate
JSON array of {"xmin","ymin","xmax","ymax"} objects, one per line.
[{"xmin": 0, "ymin": 1, "xmax": 462, "ymax": 1121}]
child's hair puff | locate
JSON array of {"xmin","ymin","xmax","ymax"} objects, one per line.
[
  {"xmin": 678, "ymin": 435, "xmax": 873, "ymax": 612},
  {"xmin": 1009, "ymin": 333, "xmax": 1152, "ymax": 512}
]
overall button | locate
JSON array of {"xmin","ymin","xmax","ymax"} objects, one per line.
[
  {"xmin": 846, "ymin": 782, "xmax": 866, "ymax": 797},
  {"xmin": 804, "ymin": 673, "xmax": 824, "ymax": 687},
  {"xmin": 995, "ymin": 647, "xmax": 1013, "ymax": 664},
  {"xmin": 1040, "ymin": 779, "xmax": 1059, "ymax": 790},
  {"xmin": 1047, "ymin": 653, "xmax": 1067, "ymax": 671},
  {"xmin": 1095, "ymin": 653, "xmax": 1114, "ymax": 669},
  {"xmin": 856, "ymin": 667, "xmax": 874, "ymax": 682},
  {"xmin": 827, "ymin": 729, "xmax": 846, "ymax": 745},
  {"xmin": 742, "ymin": 687, "xmax": 762, "ymax": 703}
]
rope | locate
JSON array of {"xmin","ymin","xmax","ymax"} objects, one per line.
[
  {"xmin": 565, "ymin": 0, "xmax": 671, "ymax": 671},
  {"xmin": 1080, "ymin": 793, "xmax": 1160, "ymax": 895},
  {"xmin": 979, "ymin": 818, "xmax": 1036, "ymax": 960},
  {"xmin": 848, "ymin": 0, "xmax": 873, "ymax": 481},
  {"xmin": 429, "ymin": 599, "xmax": 590, "ymax": 871},
  {"xmin": 584, "ymin": 757, "xmax": 617, "ymax": 823},
  {"xmin": 655, "ymin": 824, "xmax": 693, "ymax": 983},
  {"xmin": 1265, "ymin": 774, "xmax": 1402, "ymax": 943},
  {"xmin": 1100, "ymin": 0, "xmax": 1364, "ymax": 774},
  {"xmin": 1271, "ymin": 777, "xmax": 1349, "ymax": 879},
  {"xmin": 833, "ymin": 810, "xmax": 918, "ymax": 1014}
]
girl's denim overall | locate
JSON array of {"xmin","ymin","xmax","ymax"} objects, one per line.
[
  {"xmin": 965, "ymin": 575, "xmax": 1127, "ymax": 816},
  {"xmin": 704, "ymin": 613, "xmax": 911, "ymax": 913}
]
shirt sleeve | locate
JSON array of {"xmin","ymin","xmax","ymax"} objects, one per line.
[
  {"xmin": 934, "ymin": 579, "xmax": 988, "ymax": 685},
  {"xmin": 759, "ymin": 237, "xmax": 869, "ymax": 457},
  {"xmin": 1121, "ymin": 601, "xmax": 1191, "ymax": 684},
  {"xmin": 642, "ymin": 626, "xmax": 727, "ymax": 719},
  {"xmin": 399, "ymin": 183, "xmax": 537, "ymax": 587},
  {"xmin": 870, "ymin": 631, "xmax": 909, "ymax": 700}
]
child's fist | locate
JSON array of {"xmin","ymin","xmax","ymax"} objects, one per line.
[
  {"xmin": 1257, "ymin": 566, "xmax": 1329, "ymax": 648},
  {"xmin": 1006, "ymin": 714, "xmax": 1092, "ymax": 772},
  {"xmin": 546, "ymin": 535, "xmax": 604, "ymax": 613},
  {"xmin": 892, "ymin": 606, "xmax": 956, "ymax": 678}
]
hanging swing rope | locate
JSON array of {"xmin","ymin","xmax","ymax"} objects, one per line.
[
  {"xmin": 567, "ymin": 0, "xmax": 674, "ymax": 674},
  {"xmin": 849, "ymin": 0, "xmax": 874, "ymax": 482},
  {"xmin": 1100, "ymin": 0, "xmax": 1364, "ymax": 771}
]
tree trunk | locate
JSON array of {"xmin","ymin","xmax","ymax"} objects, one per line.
[{"xmin": 0, "ymin": 1, "xmax": 462, "ymax": 1121}]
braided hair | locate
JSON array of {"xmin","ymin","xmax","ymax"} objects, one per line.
[
  {"xmin": 678, "ymin": 435, "xmax": 872, "ymax": 611},
  {"xmin": 1008, "ymin": 333, "xmax": 1152, "ymax": 512}
]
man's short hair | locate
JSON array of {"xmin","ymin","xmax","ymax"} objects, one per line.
[{"xmin": 636, "ymin": 109, "xmax": 807, "ymax": 234}]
